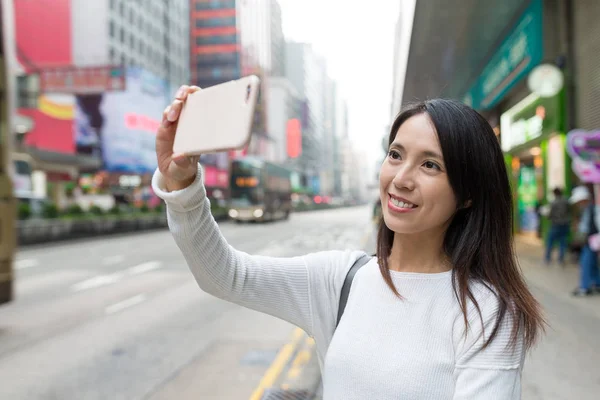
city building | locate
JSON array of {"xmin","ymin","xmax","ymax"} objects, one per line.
[
  {"xmin": 12, "ymin": 0, "xmax": 190, "ymax": 205},
  {"xmin": 321, "ymin": 78, "xmax": 337, "ymax": 197},
  {"xmin": 189, "ymin": 0, "xmax": 282, "ymax": 201},
  {"xmin": 400, "ymin": 0, "xmax": 600, "ymax": 237},
  {"xmin": 269, "ymin": 0, "xmax": 285, "ymax": 77},
  {"xmin": 285, "ymin": 42, "xmax": 327, "ymax": 194},
  {"xmin": 266, "ymin": 77, "xmax": 301, "ymax": 164}
]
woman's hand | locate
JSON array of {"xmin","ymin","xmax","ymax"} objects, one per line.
[{"xmin": 155, "ymin": 85, "xmax": 202, "ymax": 191}]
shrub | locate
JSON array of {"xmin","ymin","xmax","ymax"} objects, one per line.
[
  {"xmin": 42, "ymin": 203, "xmax": 59, "ymax": 219},
  {"xmin": 66, "ymin": 204, "xmax": 84, "ymax": 216},
  {"xmin": 18, "ymin": 203, "xmax": 31, "ymax": 220},
  {"xmin": 89, "ymin": 205, "xmax": 104, "ymax": 216}
]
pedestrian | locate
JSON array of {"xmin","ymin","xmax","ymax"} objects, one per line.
[
  {"xmin": 544, "ymin": 187, "xmax": 571, "ymax": 265},
  {"xmin": 569, "ymin": 185, "xmax": 600, "ymax": 296},
  {"xmin": 154, "ymin": 88, "xmax": 545, "ymax": 399}
]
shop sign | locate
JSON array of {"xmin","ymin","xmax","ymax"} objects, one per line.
[
  {"xmin": 462, "ymin": 0, "xmax": 543, "ymax": 110},
  {"xmin": 567, "ymin": 130, "xmax": 600, "ymax": 183},
  {"xmin": 506, "ymin": 114, "xmax": 543, "ymax": 150},
  {"xmin": 500, "ymin": 93, "xmax": 562, "ymax": 152},
  {"xmin": 40, "ymin": 65, "xmax": 126, "ymax": 94}
]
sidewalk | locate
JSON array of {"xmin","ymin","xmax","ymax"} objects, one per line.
[{"xmin": 515, "ymin": 235, "xmax": 600, "ymax": 320}]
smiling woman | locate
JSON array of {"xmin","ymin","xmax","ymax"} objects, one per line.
[
  {"xmin": 377, "ymin": 99, "xmax": 545, "ymax": 351},
  {"xmin": 153, "ymin": 87, "xmax": 545, "ymax": 399}
]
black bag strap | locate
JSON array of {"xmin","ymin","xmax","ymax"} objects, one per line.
[{"xmin": 336, "ymin": 253, "xmax": 372, "ymax": 328}]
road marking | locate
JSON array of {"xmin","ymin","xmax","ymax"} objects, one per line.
[
  {"xmin": 249, "ymin": 328, "xmax": 305, "ymax": 400},
  {"xmin": 15, "ymin": 259, "xmax": 40, "ymax": 269},
  {"xmin": 70, "ymin": 261, "xmax": 162, "ymax": 292},
  {"xmin": 102, "ymin": 255, "xmax": 125, "ymax": 266},
  {"xmin": 285, "ymin": 337, "xmax": 315, "ymax": 380},
  {"xmin": 105, "ymin": 294, "xmax": 146, "ymax": 314},
  {"xmin": 128, "ymin": 261, "xmax": 161, "ymax": 275}
]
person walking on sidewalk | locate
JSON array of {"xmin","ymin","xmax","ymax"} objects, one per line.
[
  {"xmin": 544, "ymin": 187, "xmax": 571, "ymax": 265},
  {"xmin": 154, "ymin": 89, "xmax": 546, "ymax": 399},
  {"xmin": 570, "ymin": 185, "xmax": 600, "ymax": 296}
]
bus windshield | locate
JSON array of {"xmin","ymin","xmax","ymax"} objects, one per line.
[{"xmin": 230, "ymin": 160, "xmax": 263, "ymax": 205}]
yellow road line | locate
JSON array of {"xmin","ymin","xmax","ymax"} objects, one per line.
[
  {"xmin": 284, "ymin": 336, "xmax": 316, "ymax": 381},
  {"xmin": 249, "ymin": 327, "xmax": 305, "ymax": 400}
]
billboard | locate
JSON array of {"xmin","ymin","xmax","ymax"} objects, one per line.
[
  {"xmin": 40, "ymin": 65, "xmax": 126, "ymax": 94},
  {"xmin": 75, "ymin": 67, "xmax": 169, "ymax": 174}
]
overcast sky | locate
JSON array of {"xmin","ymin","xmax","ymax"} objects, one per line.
[{"xmin": 278, "ymin": 0, "xmax": 401, "ymax": 180}]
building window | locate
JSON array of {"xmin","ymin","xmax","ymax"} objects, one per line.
[
  {"xmin": 120, "ymin": 53, "xmax": 125, "ymax": 65},
  {"xmin": 110, "ymin": 0, "xmax": 115, "ymax": 10},
  {"xmin": 195, "ymin": 0, "xmax": 236, "ymax": 10},
  {"xmin": 119, "ymin": 27, "xmax": 125, "ymax": 43},
  {"xmin": 196, "ymin": 34, "xmax": 236, "ymax": 46},
  {"xmin": 130, "ymin": 34, "xmax": 135, "ymax": 49},
  {"xmin": 109, "ymin": 20, "xmax": 115, "ymax": 37},
  {"xmin": 140, "ymin": 41, "xmax": 145, "ymax": 55},
  {"xmin": 195, "ymin": 16, "xmax": 236, "ymax": 28},
  {"xmin": 109, "ymin": 47, "xmax": 115, "ymax": 61},
  {"xmin": 129, "ymin": 8, "xmax": 134, "ymax": 24},
  {"xmin": 119, "ymin": 1, "xmax": 124, "ymax": 16}
]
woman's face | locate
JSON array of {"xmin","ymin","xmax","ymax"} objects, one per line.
[{"xmin": 379, "ymin": 114, "xmax": 458, "ymax": 236}]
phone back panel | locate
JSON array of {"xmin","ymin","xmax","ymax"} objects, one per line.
[{"xmin": 172, "ymin": 75, "xmax": 260, "ymax": 156}]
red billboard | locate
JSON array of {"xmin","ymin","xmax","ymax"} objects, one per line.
[
  {"xmin": 287, "ymin": 119, "xmax": 302, "ymax": 158},
  {"xmin": 14, "ymin": 0, "xmax": 75, "ymax": 154}
]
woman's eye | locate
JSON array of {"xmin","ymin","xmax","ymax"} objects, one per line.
[
  {"xmin": 388, "ymin": 150, "xmax": 401, "ymax": 160},
  {"xmin": 423, "ymin": 161, "xmax": 441, "ymax": 170}
]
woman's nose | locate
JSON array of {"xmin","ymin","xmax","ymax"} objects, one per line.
[{"xmin": 392, "ymin": 165, "xmax": 416, "ymax": 191}]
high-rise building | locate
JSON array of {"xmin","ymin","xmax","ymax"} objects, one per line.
[
  {"xmin": 269, "ymin": 0, "xmax": 285, "ymax": 77},
  {"xmin": 76, "ymin": 0, "xmax": 190, "ymax": 87},
  {"xmin": 190, "ymin": 0, "xmax": 240, "ymax": 89},
  {"xmin": 190, "ymin": 0, "xmax": 281, "ymax": 171},
  {"xmin": 266, "ymin": 77, "xmax": 301, "ymax": 164},
  {"xmin": 321, "ymin": 78, "xmax": 337, "ymax": 197},
  {"xmin": 285, "ymin": 42, "xmax": 327, "ymax": 192}
]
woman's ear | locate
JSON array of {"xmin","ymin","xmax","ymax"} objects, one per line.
[{"xmin": 460, "ymin": 199, "xmax": 472, "ymax": 209}]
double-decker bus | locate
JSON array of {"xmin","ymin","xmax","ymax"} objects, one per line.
[{"xmin": 228, "ymin": 156, "xmax": 292, "ymax": 222}]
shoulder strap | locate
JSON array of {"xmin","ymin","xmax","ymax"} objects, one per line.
[{"xmin": 336, "ymin": 253, "xmax": 372, "ymax": 328}]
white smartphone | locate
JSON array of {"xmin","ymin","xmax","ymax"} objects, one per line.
[{"xmin": 172, "ymin": 75, "xmax": 261, "ymax": 156}]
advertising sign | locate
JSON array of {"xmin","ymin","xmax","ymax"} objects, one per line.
[
  {"xmin": 40, "ymin": 66, "xmax": 126, "ymax": 94},
  {"xmin": 517, "ymin": 167, "xmax": 539, "ymax": 232},
  {"xmin": 463, "ymin": 0, "xmax": 543, "ymax": 110},
  {"xmin": 75, "ymin": 67, "xmax": 169, "ymax": 174},
  {"xmin": 566, "ymin": 129, "xmax": 600, "ymax": 183}
]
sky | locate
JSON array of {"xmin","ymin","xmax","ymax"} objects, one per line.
[{"xmin": 277, "ymin": 0, "xmax": 401, "ymax": 181}]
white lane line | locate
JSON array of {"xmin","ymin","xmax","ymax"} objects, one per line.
[
  {"xmin": 102, "ymin": 255, "xmax": 125, "ymax": 266},
  {"xmin": 127, "ymin": 261, "xmax": 161, "ymax": 275},
  {"xmin": 15, "ymin": 259, "xmax": 40, "ymax": 269},
  {"xmin": 70, "ymin": 261, "xmax": 163, "ymax": 292},
  {"xmin": 105, "ymin": 294, "xmax": 146, "ymax": 315}
]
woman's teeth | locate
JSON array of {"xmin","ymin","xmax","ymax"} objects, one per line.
[{"xmin": 391, "ymin": 197, "xmax": 415, "ymax": 209}]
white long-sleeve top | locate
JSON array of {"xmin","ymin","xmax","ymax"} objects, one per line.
[{"xmin": 152, "ymin": 164, "xmax": 525, "ymax": 399}]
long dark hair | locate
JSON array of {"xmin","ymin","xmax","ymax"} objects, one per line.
[{"xmin": 377, "ymin": 99, "xmax": 545, "ymax": 350}]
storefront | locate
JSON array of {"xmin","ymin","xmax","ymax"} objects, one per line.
[{"xmin": 501, "ymin": 92, "xmax": 570, "ymax": 235}]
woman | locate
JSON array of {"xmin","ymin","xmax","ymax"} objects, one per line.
[{"xmin": 154, "ymin": 87, "xmax": 545, "ymax": 399}]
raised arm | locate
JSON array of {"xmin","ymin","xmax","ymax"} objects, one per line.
[{"xmin": 153, "ymin": 85, "xmax": 361, "ymax": 338}]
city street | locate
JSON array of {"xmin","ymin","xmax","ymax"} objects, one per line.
[{"xmin": 1, "ymin": 206, "xmax": 599, "ymax": 399}]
